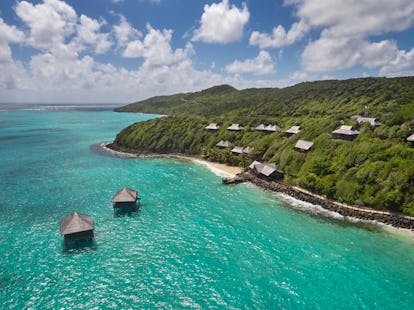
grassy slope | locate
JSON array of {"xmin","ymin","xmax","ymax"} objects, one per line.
[{"xmin": 113, "ymin": 77, "xmax": 414, "ymax": 215}]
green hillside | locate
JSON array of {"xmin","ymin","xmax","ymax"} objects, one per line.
[{"xmin": 112, "ymin": 77, "xmax": 414, "ymax": 215}]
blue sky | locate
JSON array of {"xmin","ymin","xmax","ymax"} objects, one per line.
[{"xmin": 0, "ymin": 0, "xmax": 413, "ymax": 103}]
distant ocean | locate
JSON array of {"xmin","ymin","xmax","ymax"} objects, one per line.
[{"xmin": 1, "ymin": 103, "xmax": 413, "ymax": 309}]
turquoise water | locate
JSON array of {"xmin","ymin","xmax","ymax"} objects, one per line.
[{"xmin": 0, "ymin": 106, "xmax": 413, "ymax": 309}]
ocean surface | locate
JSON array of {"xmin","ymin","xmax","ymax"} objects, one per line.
[{"xmin": 0, "ymin": 104, "xmax": 413, "ymax": 309}]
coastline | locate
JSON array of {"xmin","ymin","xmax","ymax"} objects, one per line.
[{"xmin": 103, "ymin": 142, "xmax": 414, "ymax": 232}]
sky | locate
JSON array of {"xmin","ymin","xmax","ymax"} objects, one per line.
[{"xmin": 0, "ymin": 0, "xmax": 413, "ymax": 103}]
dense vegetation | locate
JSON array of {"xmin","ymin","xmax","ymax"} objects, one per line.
[{"xmin": 114, "ymin": 77, "xmax": 414, "ymax": 215}]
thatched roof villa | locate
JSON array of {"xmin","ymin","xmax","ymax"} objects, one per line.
[
  {"xmin": 350, "ymin": 115, "xmax": 381, "ymax": 126},
  {"xmin": 407, "ymin": 133, "xmax": 414, "ymax": 146},
  {"xmin": 205, "ymin": 123, "xmax": 220, "ymax": 131},
  {"xmin": 243, "ymin": 146, "xmax": 254, "ymax": 154},
  {"xmin": 112, "ymin": 187, "xmax": 139, "ymax": 208},
  {"xmin": 285, "ymin": 126, "xmax": 301, "ymax": 137},
  {"xmin": 249, "ymin": 161, "xmax": 284, "ymax": 180},
  {"xmin": 231, "ymin": 146, "xmax": 244, "ymax": 154},
  {"xmin": 216, "ymin": 140, "xmax": 231, "ymax": 148},
  {"xmin": 255, "ymin": 124, "xmax": 281, "ymax": 133},
  {"xmin": 227, "ymin": 123, "xmax": 244, "ymax": 131},
  {"xmin": 60, "ymin": 212, "xmax": 94, "ymax": 244},
  {"xmin": 294, "ymin": 140, "xmax": 313, "ymax": 152},
  {"xmin": 255, "ymin": 124, "xmax": 266, "ymax": 131},
  {"xmin": 332, "ymin": 125, "xmax": 360, "ymax": 141}
]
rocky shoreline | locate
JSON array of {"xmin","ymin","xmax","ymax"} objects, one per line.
[
  {"xmin": 225, "ymin": 171, "xmax": 414, "ymax": 230},
  {"xmin": 106, "ymin": 142, "xmax": 414, "ymax": 231}
]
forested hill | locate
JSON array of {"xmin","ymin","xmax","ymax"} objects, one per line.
[
  {"xmin": 115, "ymin": 77, "xmax": 414, "ymax": 123},
  {"xmin": 112, "ymin": 77, "xmax": 414, "ymax": 215}
]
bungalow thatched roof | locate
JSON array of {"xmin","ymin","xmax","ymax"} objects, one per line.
[
  {"xmin": 295, "ymin": 140, "xmax": 313, "ymax": 151},
  {"xmin": 111, "ymin": 187, "xmax": 138, "ymax": 203},
  {"xmin": 350, "ymin": 115, "xmax": 381, "ymax": 126},
  {"xmin": 255, "ymin": 124, "xmax": 266, "ymax": 131},
  {"xmin": 205, "ymin": 123, "xmax": 220, "ymax": 130},
  {"xmin": 243, "ymin": 146, "xmax": 254, "ymax": 154},
  {"xmin": 285, "ymin": 125, "xmax": 301, "ymax": 134},
  {"xmin": 407, "ymin": 133, "xmax": 414, "ymax": 142},
  {"xmin": 332, "ymin": 125, "xmax": 360, "ymax": 136},
  {"xmin": 60, "ymin": 212, "xmax": 94, "ymax": 236},
  {"xmin": 231, "ymin": 146, "xmax": 244, "ymax": 154},
  {"xmin": 249, "ymin": 161, "xmax": 277, "ymax": 176},
  {"xmin": 264, "ymin": 124, "xmax": 281, "ymax": 132},
  {"xmin": 216, "ymin": 140, "xmax": 231, "ymax": 148},
  {"xmin": 227, "ymin": 123, "xmax": 244, "ymax": 131}
]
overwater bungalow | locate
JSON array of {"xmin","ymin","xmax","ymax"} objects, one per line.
[
  {"xmin": 350, "ymin": 115, "xmax": 381, "ymax": 126},
  {"xmin": 205, "ymin": 123, "xmax": 220, "ymax": 131},
  {"xmin": 227, "ymin": 123, "xmax": 244, "ymax": 131},
  {"xmin": 249, "ymin": 160, "xmax": 284, "ymax": 180},
  {"xmin": 216, "ymin": 140, "xmax": 231, "ymax": 148},
  {"xmin": 285, "ymin": 126, "xmax": 301, "ymax": 137},
  {"xmin": 231, "ymin": 146, "xmax": 244, "ymax": 154},
  {"xmin": 407, "ymin": 133, "xmax": 414, "ymax": 146},
  {"xmin": 332, "ymin": 125, "xmax": 360, "ymax": 141},
  {"xmin": 60, "ymin": 212, "xmax": 94, "ymax": 244},
  {"xmin": 112, "ymin": 187, "xmax": 139, "ymax": 208},
  {"xmin": 294, "ymin": 140, "xmax": 313, "ymax": 152}
]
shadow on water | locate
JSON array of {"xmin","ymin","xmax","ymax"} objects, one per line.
[
  {"xmin": 113, "ymin": 204, "xmax": 143, "ymax": 218},
  {"xmin": 62, "ymin": 238, "xmax": 98, "ymax": 255}
]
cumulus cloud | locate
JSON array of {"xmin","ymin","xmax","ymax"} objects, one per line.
[
  {"xmin": 113, "ymin": 15, "xmax": 141, "ymax": 47},
  {"xmin": 287, "ymin": 0, "xmax": 414, "ymax": 73},
  {"xmin": 249, "ymin": 20, "xmax": 309, "ymax": 49},
  {"xmin": 302, "ymin": 36, "xmax": 398, "ymax": 72},
  {"xmin": 380, "ymin": 48, "xmax": 414, "ymax": 77},
  {"xmin": 192, "ymin": 0, "xmax": 250, "ymax": 44},
  {"xmin": 123, "ymin": 24, "xmax": 194, "ymax": 68},
  {"xmin": 74, "ymin": 15, "xmax": 112, "ymax": 54},
  {"xmin": 225, "ymin": 51, "xmax": 275, "ymax": 75},
  {"xmin": 0, "ymin": 18, "xmax": 25, "ymax": 63}
]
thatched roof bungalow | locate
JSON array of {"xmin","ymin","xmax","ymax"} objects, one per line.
[
  {"xmin": 407, "ymin": 133, "xmax": 414, "ymax": 146},
  {"xmin": 60, "ymin": 212, "xmax": 94, "ymax": 244},
  {"xmin": 285, "ymin": 126, "xmax": 301, "ymax": 136},
  {"xmin": 294, "ymin": 140, "xmax": 313, "ymax": 152},
  {"xmin": 231, "ymin": 146, "xmax": 244, "ymax": 154},
  {"xmin": 243, "ymin": 146, "xmax": 254, "ymax": 154},
  {"xmin": 216, "ymin": 140, "xmax": 231, "ymax": 148},
  {"xmin": 350, "ymin": 115, "xmax": 381, "ymax": 126},
  {"xmin": 227, "ymin": 123, "xmax": 244, "ymax": 131},
  {"xmin": 205, "ymin": 123, "xmax": 220, "ymax": 131},
  {"xmin": 255, "ymin": 124, "xmax": 266, "ymax": 131},
  {"xmin": 112, "ymin": 187, "xmax": 139, "ymax": 208},
  {"xmin": 249, "ymin": 161, "xmax": 284, "ymax": 180},
  {"xmin": 332, "ymin": 125, "xmax": 360, "ymax": 141},
  {"xmin": 264, "ymin": 124, "xmax": 281, "ymax": 133}
]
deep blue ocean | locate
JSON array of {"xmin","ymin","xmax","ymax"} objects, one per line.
[{"xmin": 0, "ymin": 104, "xmax": 413, "ymax": 309}]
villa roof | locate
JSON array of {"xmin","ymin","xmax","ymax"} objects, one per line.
[
  {"xmin": 60, "ymin": 212, "xmax": 94, "ymax": 235},
  {"xmin": 111, "ymin": 187, "xmax": 138, "ymax": 203},
  {"xmin": 264, "ymin": 124, "xmax": 281, "ymax": 132},
  {"xmin": 350, "ymin": 115, "xmax": 381, "ymax": 126},
  {"xmin": 332, "ymin": 125, "xmax": 360, "ymax": 136},
  {"xmin": 407, "ymin": 133, "xmax": 414, "ymax": 142},
  {"xmin": 243, "ymin": 146, "xmax": 254, "ymax": 154},
  {"xmin": 205, "ymin": 123, "xmax": 220, "ymax": 130},
  {"xmin": 249, "ymin": 161, "xmax": 277, "ymax": 176},
  {"xmin": 285, "ymin": 126, "xmax": 301, "ymax": 134},
  {"xmin": 231, "ymin": 146, "xmax": 244, "ymax": 154},
  {"xmin": 255, "ymin": 124, "xmax": 266, "ymax": 131},
  {"xmin": 227, "ymin": 123, "xmax": 244, "ymax": 131},
  {"xmin": 295, "ymin": 140, "xmax": 314, "ymax": 151},
  {"xmin": 216, "ymin": 140, "xmax": 231, "ymax": 148}
]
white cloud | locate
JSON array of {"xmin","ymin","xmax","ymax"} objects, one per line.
[
  {"xmin": 225, "ymin": 51, "xmax": 275, "ymax": 75},
  {"xmin": 0, "ymin": 18, "xmax": 25, "ymax": 63},
  {"xmin": 302, "ymin": 36, "xmax": 398, "ymax": 72},
  {"xmin": 16, "ymin": 0, "xmax": 77, "ymax": 50},
  {"xmin": 380, "ymin": 48, "xmax": 414, "ymax": 77},
  {"xmin": 123, "ymin": 24, "xmax": 194, "ymax": 68},
  {"xmin": 192, "ymin": 0, "xmax": 250, "ymax": 44},
  {"xmin": 249, "ymin": 20, "xmax": 309, "ymax": 49},
  {"xmin": 74, "ymin": 15, "xmax": 112, "ymax": 54},
  {"xmin": 285, "ymin": 0, "xmax": 414, "ymax": 73},
  {"xmin": 113, "ymin": 15, "xmax": 141, "ymax": 47}
]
